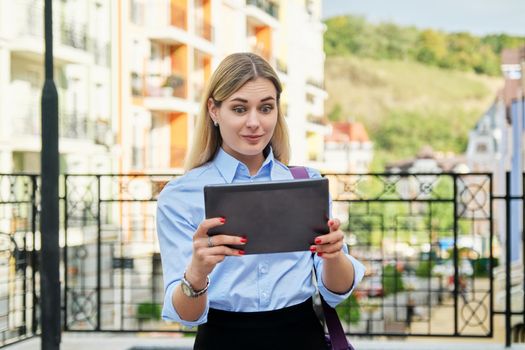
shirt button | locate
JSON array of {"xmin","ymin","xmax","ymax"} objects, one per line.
[
  {"xmin": 259, "ymin": 264, "xmax": 268, "ymax": 274},
  {"xmin": 261, "ymin": 292, "xmax": 268, "ymax": 299}
]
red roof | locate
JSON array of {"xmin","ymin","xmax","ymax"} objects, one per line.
[{"xmin": 325, "ymin": 122, "xmax": 370, "ymax": 143}]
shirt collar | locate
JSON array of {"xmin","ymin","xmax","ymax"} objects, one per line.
[{"xmin": 213, "ymin": 146, "xmax": 275, "ymax": 183}]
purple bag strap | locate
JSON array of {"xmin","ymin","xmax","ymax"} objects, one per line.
[
  {"xmin": 289, "ymin": 166, "xmax": 310, "ymax": 180},
  {"xmin": 289, "ymin": 166, "xmax": 353, "ymax": 350}
]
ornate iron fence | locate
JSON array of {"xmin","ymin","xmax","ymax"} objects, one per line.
[
  {"xmin": 0, "ymin": 175, "xmax": 39, "ymax": 347},
  {"xmin": 324, "ymin": 173, "xmax": 494, "ymax": 338},
  {"xmin": 0, "ymin": 172, "xmax": 524, "ymax": 347}
]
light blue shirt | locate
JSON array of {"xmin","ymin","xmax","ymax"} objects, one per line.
[{"xmin": 156, "ymin": 147, "xmax": 365, "ymax": 327}]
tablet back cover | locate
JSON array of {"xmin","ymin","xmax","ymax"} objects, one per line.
[{"xmin": 204, "ymin": 178, "xmax": 329, "ymax": 254}]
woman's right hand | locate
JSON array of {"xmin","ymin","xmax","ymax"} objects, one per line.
[{"xmin": 185, "ymin": 217, "xmax": 246, "ymax": 288}]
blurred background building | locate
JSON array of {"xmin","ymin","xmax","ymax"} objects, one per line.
[
  {"xmin": 0, "ymin": 0, "xmax": 113, "ymax": 174},
  {"xmin": 0, "ymin": 0, "xmax": 328, "ymax": 174}
]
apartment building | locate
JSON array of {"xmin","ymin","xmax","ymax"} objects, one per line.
[
  {"xmin": 0, "ymin": 0, "xmax": 113, "ymax": 174},
  {"xmin": 0, "ymin": 0, "xmax": 327, "ymax": 173},
  {"xmin": 117, "ymin": 0, "xmax": 327, "ymax": 174}
]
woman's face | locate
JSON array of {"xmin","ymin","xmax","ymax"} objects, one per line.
[{"xmin": 209, "ymin": 78, "xmax": 278, "ymax": 163}]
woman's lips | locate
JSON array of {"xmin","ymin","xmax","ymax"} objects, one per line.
[{"xmin": 241, "ymin": 135, "xmax": 263, "ymax": 143}]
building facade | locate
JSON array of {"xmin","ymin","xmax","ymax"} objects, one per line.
[
  {"xmin": 0, "ymin": 0, "xmax": 113, "ymax": 174},
  {"xmin": 116, "ymin": 0, "xmax": 327, "ymax": 174},
  {"xmin": 323, "ymin": 121, "xmax": 373, "ymax": 173}
]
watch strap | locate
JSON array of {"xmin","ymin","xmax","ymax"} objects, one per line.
[{"xmin": 182, "ymin": 272, "xmax": 209, "ymax": 298}]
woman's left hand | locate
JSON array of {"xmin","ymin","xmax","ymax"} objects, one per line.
[{"xmin": 311, "ymin": 218, "xmax": 345, "ymax": 259}]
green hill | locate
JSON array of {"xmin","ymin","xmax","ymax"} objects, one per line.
[{"xmin": 325, "ymin": 56, "xmax": 503, "ymax": 170}]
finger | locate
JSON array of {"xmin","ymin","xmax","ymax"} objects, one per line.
[
  {"xmin": 314, "ymin": 230, "xmax": 344, "ymax": 245},
  {"xmin": 195, "ymin": 217, "xmax": 226, "ymax": 238},
  {"xmin": 328, "ymin": 218, "xmax": 341, "ymax": 232},
  {"xmin": 205, "ymin": 234, "xmax": 247, "ymax": 248},
  {"xmin": 315, "ymin": 241, "xmax": 344, "ymax": 254},
  {"xmin": 205, "ymin": 245, "xmax": 246, "ymax": 257},
  {"xmin": 317, "ymin": 251, "xmax": 342, "ymax": 259}
]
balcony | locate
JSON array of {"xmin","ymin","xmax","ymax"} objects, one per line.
[
  {"xmin": 11, "ymin": 2, "xmax": 92, "ymax": 65},
  {"xmin": 141, "ymin": 74, "xmax": 186, "ymax": 99},
  {"xmin": 246, "ymin": 0, "xmax": 279, "ymax": 18},
  {"xmin": 132, "ymin": 73, "xmax": 185, "ymax": 99},
  {"xmin": 89, "ymin": 40, "xmax": 110, "ymax": 67},
  {"xmin": 60, "ymin": 113, "xmax": 113, "ymax": 145},
  {"xmin": 13, "ymin": 112, "xmax": 40, "ymax": 137},
  {"xmin": 132, "ymin": 73, "xmax": 195, "ymax": 112},
  {"xmin": 60, "ymin": 22, "xmax": 87, "ymax": 51},
  {"xmin": 195, "ymin": 19, "xmax": 214, "ymax": 42}
]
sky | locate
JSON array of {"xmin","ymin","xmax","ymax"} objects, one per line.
[{"xmin": 322, "ymin": 0, "xmax": 525, "ymax": 36}]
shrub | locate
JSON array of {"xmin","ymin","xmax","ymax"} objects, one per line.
[
  {"xmin": 137, "ymin": 302, "xmax": 162, "ymax": 321},
  {"xmin": 383, "ymin": 264, "xmax": 404, "ymax": 295}
]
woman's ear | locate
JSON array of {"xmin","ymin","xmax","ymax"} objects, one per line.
[{"xmin": 207, "ymin": 98, "xmax": 217, "ymax": 122}]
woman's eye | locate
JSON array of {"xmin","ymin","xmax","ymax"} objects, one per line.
[
  {"xmin": 232, "ymin": 106, "xmax": 246, "ymax": 114},
  {"xmin": 260, "ymin": 105, "xmax": 274, "ymax": 113}
]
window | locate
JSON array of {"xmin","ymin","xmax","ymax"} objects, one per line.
[{"xmin": 476, "ymin": 143, "xmax": 488, "ymax": 153}]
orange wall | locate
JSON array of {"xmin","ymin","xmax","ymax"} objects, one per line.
[
  {"xmin": 203, "ymin": 0, "xmax": 211, "ymax": 24},
  {"xmin": 170, "ymin": 0, "xmax": 187, "ymax": 29},
  {"xmin": 170, "ymin": 112, "xmax": 188, "ymax": 168},
  {"xmin": 170, "ymin": 45, "xmax": 188, "ymax": 98},
  {"xmin": 256, "ymin": 26, "xmax": 272, "ymax": 60}
]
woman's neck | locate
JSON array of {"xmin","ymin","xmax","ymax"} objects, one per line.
[{"xmin": 240, "ymin": 154, "xmax": 265, "ymax": 176}]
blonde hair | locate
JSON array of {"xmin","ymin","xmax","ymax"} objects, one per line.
[{"xmin": 184, "ymin": 52, "xmax": 290, "ymax": 171}]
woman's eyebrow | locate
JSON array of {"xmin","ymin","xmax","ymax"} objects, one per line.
[{"xmin": 229, "ymin": 96, "xmax": 276, "ymax": 103}]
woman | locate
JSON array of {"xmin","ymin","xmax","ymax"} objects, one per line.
[{"xmin": 156, "ymin": 52, "xmax": 365, "ymax": 349}]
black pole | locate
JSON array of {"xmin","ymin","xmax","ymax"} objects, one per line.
[
  {"xmin": 41, "ymin": 0, "xmax": 61, "ymax": 349},
  {"xmin": 505, "ymin": 172, "xmax": 511, "ymax": 348}
]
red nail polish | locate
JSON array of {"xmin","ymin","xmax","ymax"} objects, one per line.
[
  {"xmin": 240, "ymin": 238, "xmax": 247, "ymax": 243},
  {"xmin": 309, "ymin": 246, "xmax": 317, "ymax": 252},
  {"xmin": 317, "ymin": 252, "xmax": 323, "ymax": 257},
  {"xmin": 219, "ymin": 217, "xmax": 226, "ymax": 223},
  {"xmin": 315, "ymin": 238, "xmax": 322, "ymax": 244},
  {"xmin": 239, "ymin": 250, "xmax": 245, "ymax": 255}
]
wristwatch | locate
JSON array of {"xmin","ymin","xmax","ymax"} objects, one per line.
[{"xmin": 180, "ymin": 272, "xmax": 209, "ymax": 298}]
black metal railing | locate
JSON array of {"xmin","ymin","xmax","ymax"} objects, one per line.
[
  {"xmin": 90, "ymin": 40, "xmax": 110, "ymax": 67},
  {"xmin": 0, "ymin": 175, "xmax": 39, "ymax": 348},
  {"xmin": 60, "ymin": 22, "xmax": 87, "ymax": 50},
  {"xmin": 246, "ymin": 0, "xmax": 279, "ymax": 18},
  {"xmin": 323, "ymin": 173, "xmax": 494, "ymax": 337},
  {"xmin": 60, "ymin": 113, "xmax": 112, "ymax": 145},
  {"xmin": 0, "ymin": 172, "xmax": 523, "ymax": 346}
]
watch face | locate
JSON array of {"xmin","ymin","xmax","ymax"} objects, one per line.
[{"xmin": 181, "ymin": 281, "xmax": 193, "ymax": 297}]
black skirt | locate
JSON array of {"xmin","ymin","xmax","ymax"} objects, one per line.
[{"xmin": 194, "ymin": 298, "xmax": 328, "ymax": 350}]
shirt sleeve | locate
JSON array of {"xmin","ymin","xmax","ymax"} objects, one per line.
[
  {"xmin": 314, "ymin": 246, "xmax": 366, "ymax": 307},
  {"xmin": 156, "ymin": 180, "xmax": 209, "ymax": 326},
  {"xmin": 306, "ymin": 167, "xmax": 366, "ymax": 307}
]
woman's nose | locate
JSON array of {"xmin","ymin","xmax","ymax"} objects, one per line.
[{"xmin": 245, "ymin": 109, "xmax": 260, "ymax": 128}]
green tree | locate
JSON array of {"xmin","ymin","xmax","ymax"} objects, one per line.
[
  {"xmin": 336, "ymin": 294, "xmax": 361, "ymax": 325},
  {"xmin": 328, "ymin": 103, "xmax": 343, "ymax": 121},
  {"xmin": 383, "ymin": 264, "xmax": 405, "ymax": 295},
  {"xmin": 416, "ymin": 29, "xmax": 448, "ymax": 65}
]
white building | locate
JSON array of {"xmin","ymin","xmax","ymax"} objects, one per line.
[
  {"xmin": 323, "ymin": 121, "xmax": 373, "ymax": 173},
  {"xmin": 0, "ymin": 0, "xmax": 113, "ymax": 174},
  {"xmin": 465, "ymin": 98, "xmax": 509, "ymax": 174}
]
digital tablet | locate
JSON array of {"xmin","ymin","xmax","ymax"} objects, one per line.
[{"xmin": 204, "ymin": 178, "xmax": 329, "ymax": 254}]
